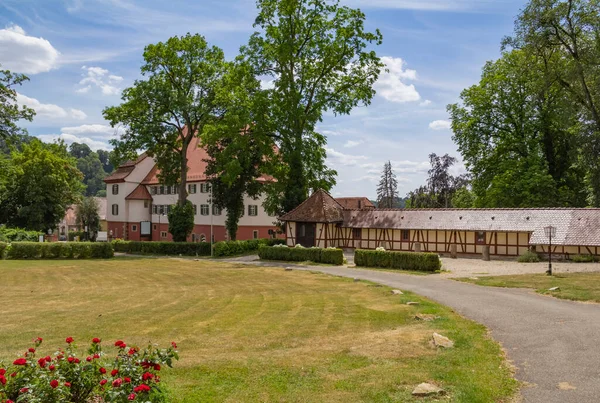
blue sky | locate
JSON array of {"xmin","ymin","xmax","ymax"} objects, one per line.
[{"xmin": 1, "ymin": 0, "xmax": 527, "ymax": 199}]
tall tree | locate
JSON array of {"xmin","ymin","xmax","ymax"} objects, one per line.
[
  {"xmin": 507, "ymin": 0, "xmax": 600, "ymax": 205},
  {"xmin": 76, "ymin": 197, "xmax": 101, "ymax": 241},
  {"xmin": 448, "ymin": 49, "xmax": 585, "ymax": 207},
  {"xmin": 204, "ymin": 62, "xmax": 274, "ymax": 240},
  {"xmin": 104, "ymin": 34, "xmax": 229, "ymax": 208},
  {"xmin": 97, "ymin": 149, "xmax": 114, "ymax": 174},
  {"xmin": 406, "ymin": 154, "xmax": 469, "ymax": 208},
  {"xmin": 69, "ymin": 143, "xmax": 107, "ymax": 197},
  {"xmin": 376, "ymin": 161, "xmax": 398, "ymax": 208},
  {"xmin": 0, "ymin": 65, "xmax": 35, "ymax": 141},
  {"xmin": 0, "ymin": 139, "xmax": 83, "ymax": 232},
  {"xmin": 243, "ymin": 0, "xmax": 384, "ymax": 215}
]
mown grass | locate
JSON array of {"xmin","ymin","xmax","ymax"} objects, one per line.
[
  {"xmin": 457, "ymin": 272, "xmax": 600, "ymax": 303},
  {"xmin": 0, "ymin": 258, "xmax": 518, "ymax": 402}
]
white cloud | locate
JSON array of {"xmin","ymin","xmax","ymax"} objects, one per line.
[
  {"xmin": 16, "ymin": 93, "xmax": 86, "ymax": 120},
  {"xmin": 343, "ymin": 140, "xmax": 363, "ymax": 148},
  {"xmin": 325, "ymin": 147, "xmax": 368, "ymax": 167},
  {"xmin": 60, "ymin": 124, "xmax": 122, "ymax": 138},
  {"xmin": 77, "ymin": 66, "xmax": 123, "ymax": 95},
  {"xmin": 419, "ymin": 100, "xmax": 432, "ymax": 106},
  {"xmin": 0, "ymin": 25, "xmax": 60, "ymax": 74},
  {"xmin": 429, "ymin": 120, "xmax": 452, "ymax": 130},
  {"xmin": 374, "ymin": 56, "xmax": 420, "ymax": 103},
  {"xmin": 37, "ymin": 124, "xmax": 120, "ymax": 151},
  {"xmin": 37, "ymin": 133, "xmax": 108, "ymax": 151},
  {"xmin": 344, "ymin": 0, "xmax": 495, "ymax": 11},
  {"xmin": 391, "ymin": 160, "xmax": 431, "ymax": 174}
]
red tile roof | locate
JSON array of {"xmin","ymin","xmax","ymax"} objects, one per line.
[
  {"xmin": 104, "ymin": 154, "xmax": 148, "ymax": 183},
  {"xmin": 279, "ymin": 189, "xmax": 344, "ymax": 223},
  {"xmin": 335, "ymin": 197, "xmax": 375, "ymax": 210},
  {"xmin": 125, "ymin": 185, "xmax": 152, "ymax": 200}
]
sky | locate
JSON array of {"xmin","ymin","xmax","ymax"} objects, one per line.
[{"xmin": 0, "ymin": 0, "xmax": 528, "ymax": 199}]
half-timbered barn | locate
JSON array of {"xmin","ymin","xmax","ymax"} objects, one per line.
[{"xmin": 280, "ymin": 189, "xmax": 600, "ymax": 259}]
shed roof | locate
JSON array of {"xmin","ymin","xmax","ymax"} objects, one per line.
[{"xmin": 280, "ymin": 189, "xmax": 344, "ymax": 223}]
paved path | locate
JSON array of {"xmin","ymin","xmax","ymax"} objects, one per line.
[{"xmin": 226, "ymin": 259, "xmax": 600, "ymax": 402}]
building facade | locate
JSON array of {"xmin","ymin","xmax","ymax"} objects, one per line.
[
  {"xmin": 280, "ymin": 189, "xmax": 600, "ymax": 259},
  {"xmin": 104, "ymin": 136, "xmax": 279, "ymax": 242}
]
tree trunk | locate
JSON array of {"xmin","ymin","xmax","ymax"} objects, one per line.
[{"xmin": 179, "ymin": 139, "xmax": 190, "ymax": 206}]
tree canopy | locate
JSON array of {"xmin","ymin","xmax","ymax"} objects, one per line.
[
  {"xmin": 0, "ymin": 66, "xmax": 35, "ymax": 141},
  {"xmin": 376, "ymin": 161, "xmax": 399, "ymax": 208},
  {"xmin": 242, "ymin": 0, "xmax": 384, "ymax": 215}
]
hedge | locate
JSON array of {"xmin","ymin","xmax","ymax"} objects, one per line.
[
  {"xmin": 354, "ymin": 249, "xmax": 441, "ymax": 272},
  {"xmin": 258, "ymin": 246, "xmax": 344, "ymax": 265},
  {"xmin": 0, "ymin": 242, "xmax": 7, "ymax": 259},
  {"xmin": 213, "ymin": 238, "xmax": 285, "ymax": 257},
  {"xmin": 68, "ymin": 230, "xmax": 87, "ymax": 242},
  {"xmin": 0, "ymin": 227, "xmax": 42, "ymax": 242},
  {"xmin": 4, "ymin": 242, "xmax": 114, "ymax": 260}
]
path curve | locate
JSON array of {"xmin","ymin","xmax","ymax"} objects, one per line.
[{"xmin": 229, "ymin": 259, "xmax": 600, "ymax": 402}]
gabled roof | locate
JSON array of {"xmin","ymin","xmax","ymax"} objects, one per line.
[
  {"xmin": 104, "ymin": 153, "xmax": 148, "ymax": 183},
  {"xmin": 335, "ymin": 197, "xmax": 375, "ymax": 210},
  {"xmin": 125, "ymin": 185, "xmax": 152, "ymax": 201},
  {"xmin": 280, "ymin": 189, "xmax": 344, "ymax": 223}
]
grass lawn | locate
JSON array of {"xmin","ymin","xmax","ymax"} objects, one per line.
[
  {"xmin": 457, "ymin": 272, "xmax": 600, "ymax": 303},
  {"xmin": 0, "ymin": 258, "xmax": 517, "ymax": 402}
]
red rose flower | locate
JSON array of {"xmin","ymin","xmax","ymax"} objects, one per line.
[
  {"xmin": 38, "ymin": 358, "xmax": 46, "ymax": 368},
  {"xmin": 128, "ymin": 393, "xmax": 136, "ymax": 401},
  {"xmin": 99, "ymin": 367, "xmax": 107, "ymax": 374},
  {"xmin": 19, "ymin": 388, "xmax": 28, "ymax": 394},
  {"xmin": 112, "ymin": 378, "xmax": 122, "ymax": 388},
  {"xmin": 65, "ymin": 382, "xmax": 71, "ymax": 387},
  {"xmin": 45, "ymin": 356, "xmax": 51, "ymax": 362},
  {"xmin": 10, "ymin": 372, "xmax": 16, "ymax": 377},
  {"xmin": 142, "ymin": 372, "xmax": 153, "ymax": 381},
  {"xmin": 0, "ymin": 368, "xmax": 5, "ymax": 375},
  {"xmin": 49, "ymin": 365, "xmax": 56, "ymax": 371},
  {"xmin": 13, "ymin": 358, "xmax": 26, "ymax": 366},
  {"xmin": 127, "ymin": 348, "xmax": 136, "ymax": 355},
  {"xmin": 133, "ymin": 384, "xmax": 151, "ymax": 393},
  {"xmin": 124, "ymin": 377, "xmax": 131, "ymax": 383},
  {"xmin": 28, "ymin": 348, "xmax": 35, "ymax": 353},
  {"xmin": 171, "ymin": 341, "xmax": 177, "ymax": 349},
  {"xmin": 35, "ymin": 337, "xmax": 43, "ymax": 344},
  {"xmin": 100, "ymin": 379, "xmax": 107, "ymax": 386},
  {"xmin": 111, "ymin": 369, "xmax": 118, "ymax": 376},
  {"xmin": 65, "ymin": 337, "xmax": 74, "ymax": 344},
  {"xmin": 153, "ymin": 364, "xmax": 161, "ymax": 371},
  {"xmin": 74, "ymin": 358, "xmax": 80, "ymax": 364},
  {"xmin": 86, "ymin": 356, "xmax": 92, "ymax": 362},
  {"xmin": 92, "ymin": 337, "xmax": 101, "ymax": 344},
  {"xmin": 93, "ymin": 354, "xmax": 100, "ymax": 359},
  {"xmin": 114, "ymin": 340, "xmax": 124, "ymax": 347},
  {"xmin": 50, "ymin": 379, "xmax": 59, "ymax": 389},
  {"xmin": 0, "ymin": 375, "xmax": 6, "ymax": 385},
  {"xmin": 67, "ymin": 357, "xmax": 75, "ymax": 363}
]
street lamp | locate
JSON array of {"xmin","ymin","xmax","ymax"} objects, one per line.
[{"xmin": 544, "ymin": 225, "xmax": 556, "ymax": 276}]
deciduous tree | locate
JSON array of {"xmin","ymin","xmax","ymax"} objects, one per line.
[
  {"xmin": 243, "ymin": 0, "xmax": 384, "ymax": 215},
  {"xmin": 76, "ymin": 196, "xmax": 101, "ymax": 241},
  {"xmin": 0, "ymin": 65, "xmax": 35, "ymax": 141}
]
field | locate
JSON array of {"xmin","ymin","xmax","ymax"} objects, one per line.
[
  {"xmin": 0, "ymin": 258, "xmax": 518, "ymax": 402},
  {"xmin": 458, "ymin": 272, "xmax": 600, "ymax": 302}
]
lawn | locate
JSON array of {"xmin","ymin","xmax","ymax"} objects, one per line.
[
  {"xmin": 0, "ymin": 258, "xmax": 518, "ymax": 402},
  {"xmin": 457, "ymin": 272, "xmax": 600, "ymax": 303}
]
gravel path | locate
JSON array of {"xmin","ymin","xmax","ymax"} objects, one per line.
[{"xmin": 224, "ymin": 257, "xmax": 600, "ymax": 402}]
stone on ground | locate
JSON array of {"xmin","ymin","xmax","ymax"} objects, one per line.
[
  {"xmin": 558, "ymin": 382, "xmax": 576, "ymax": 390},
  {"xmin": 406, "ymin": 301, "xmax": 419, "ymax": 305},
  {"xmin": 415, "ymin": 314, "xmax": 438, "ymax": 321},
  {"xmin": 391, "ymin": 289, "xmax": 403, "ymax": 295},
  {"xmin": 412, "ymin": 383, "xmax": 445, "ymax": 396},
  {"xmin": 548, "ymin": 286, "xmax": 560, "ymax": 291},
  {"xmin": 432, "ymin": 332, "xmax": 454, "ymax": 348}
]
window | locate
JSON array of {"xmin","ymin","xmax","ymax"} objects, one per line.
[
  {"xmin": 200, "ymin": 234, "xmax": 206, "ymax": 242},
  {"xmin": 166, "ymin": 186, "xmax": 171, "ymax": 195},
  {"xmin": 153, "ymin": 224, "xmax": 157, "ymax": 230},
  {"xmin": 173, "ymin": 185, "xmax": 178, "ymax": 194},
  {"xmin": 353, "ymin": 228, "xmax": 362, "ymax": 240},
  {"xmin": 188, "ymin": 184, "xmax": 197, "ymax": 194},
  {"xmin": 253, "ymin": 230, "xmax": 259, "ymax": 239},
  {"xmin": 200, "ymin": 183, "xmax": 210, "ymax": 193},
  {"xmin": 248, "ymin": 205, "xmax": 258, "ymax": 216},
  {"xmin": 144, "ymin": 200, "xmax": 149, "ymax": 208},
  {"xmin": 131, "ymin": 225, "xmax": 137, "ymax": 232},
  {"xmin": 476, "ymin": 231, "xmax": 486, "ymax": 245},
  {"xmin": 112, "ymin": 204, "xmax": 119, "ymax": 216},
  {"xmin": 160, "ymin": 231, "xmax": 168, "ymax": 239},
  {"xmin": 112, "ymin": 184, "xmax": 119, "ymax": 195},
  {"xmin": 159, "ymin": 185, "xmax": 165, "ymax": 195},
  {"xmin": 212, "ymin": 205, "xmax": 221, "ymax": 216},
  {"xmin": 151, "ymin": 186, "xmax": 157, "ymax": 195},
  {"xmin": 152, "ymin": 205, "xmax": 157, "ymax": 214},
  {"xmin": 193, "ymin": 204, "xmax": 197, "ymax": 215},
  {"xmin": 401, "ymin": 230, "xmax": 410, "ymax": 241},
  {"xmin": 200, "ymin": 204, "xmax": 209, "ymax": 216}
]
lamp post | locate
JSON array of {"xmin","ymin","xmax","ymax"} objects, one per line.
[
  {"xmin": 209, "ymin": 184, "xmax": 213, "ymax": 257},
  {"xmin": 544, "ymin": 225, "xmax": 556, "ymax": 276}
]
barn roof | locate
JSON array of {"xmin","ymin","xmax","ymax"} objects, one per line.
[
  {"xmin": 280, "ymin": 189, "xmax": 344, "ymax": 223},
  {"xmin": 335, "ymin": 197, "xmax": 375, "ymax": 210}
]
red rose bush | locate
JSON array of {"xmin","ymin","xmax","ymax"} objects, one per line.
[{"xmin": 0, "ymin": 337, "xmax": 178, "ymax": 402}]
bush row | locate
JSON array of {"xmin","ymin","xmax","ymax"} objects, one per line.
[
  {"xmin": 354, "ymin": 249, "xmax": 441, "ymax": 272},
  {"xmin": 0, "ymin": 227, "xmax": 42, "ymax": 242},
  {"xmin": 3, "ymin": 242, "xmax": 114, "ymax": 259},
  {"xmin": 0, "ymin": 242, "xmax": 7, "ymax": 259},
  {"xmin": 258, "ymin": 246, "xmax": 344, "ymax": 265},
  {"xmin": 112, "ymin": 240, "xmax": 212, "ymax": 256},
  {"xmin": 213, "ymin": 238, "xmax": 285, "ymax": 257},
  {"xmin": 67, "ymin": 230, "xmax": 87, "ymax": 242}
]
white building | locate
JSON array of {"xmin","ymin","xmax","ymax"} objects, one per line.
[{"xmin": 103, "ymin": 136, "xmax": 279, "ymax": 242}]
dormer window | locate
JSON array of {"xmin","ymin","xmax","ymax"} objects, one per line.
[{"xmin": 112, "ymin": 184, "xmax": 119, "ymax": 195}]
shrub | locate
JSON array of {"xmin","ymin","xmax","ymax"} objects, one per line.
[
  {"xmin": 258, "ymin": 246, "xmax": 344, "ymax": 265},
  {"xmin": 571, "ymin": 254, "xmax": 596, "ymax": 263},
  {"xmin": 5, "ymin": 242, "xmax": 114, "ymax": 259},
  {"xmin": 168, "ymin": 201, "xmax": 195, "ymax": 242},
  {"xmin": 112, "ymin": 241, "xmax": 211, "ymax": 256},
  {"xmin": 0, "ymin": 337, "xmax": 178, "ymax": 403},
  {"xmin": 354, "ymin": 249, "xmax": 441, "ymax": 272},
  {"xmin": 212, "ymin": 238, "xmax": 284, "ymax": 257},
  {"xmin": 0, "ymin": 227, "xmax": 42, "ymax": 242},
  {"xmin": 0, "ymin": 242, "xmax": 7, "ymax": 259},
  {"xmin": 68, "ymin": 230, "xmax": 87, "ymax": 242},
  {"xmin": 517, "ymin": 250, "xmax": 540, "ymax": 263}
]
